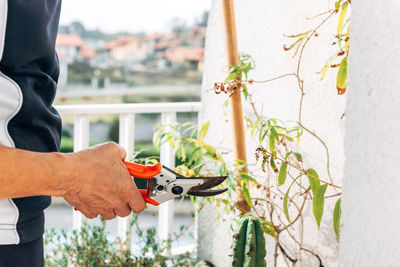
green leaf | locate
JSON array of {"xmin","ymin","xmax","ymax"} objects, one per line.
[
  {"xmin": 153, "ymin": 132, "xmax": 160, "ymax": 147},
  {"xmin": 269, "ymin": 134, "xmax": 276, "ymax": 152},
  {"xmin": 181, "ymin": 121, "xmax": 194, "ymax": 128},
  {"xmin": 239, "ymin": 173, "xmax": 258, "ymax": 184},
  {"xmin": 260, "ymin": 221, "xmax": 276, "ymax": 237},
  {"xmin": 203, "ymin": 144, "xmax": 215, "ymax": 154},
  {"xmin": 313, "ymin": 184, "xmax": 328, "ymax": 228},
  {"xmin": 242, "ymin": 83, "xmax": 248, "ymax": 100},
  {"xmin": 167, "ymin": 134, "xmax": 175, "ymax": 148},
  {"xmin": 197, "ymin": 122, "xmax": 210, "ymax": 141},
  {"xmin": 335, "ymin": 0, "xmax": 341, "ymax": 11},
  {"xmin": 241, "ymin": 181, "xmax": 252, "ymax": 207},
  {"xmin": 270, "ymin": 157, "xmax": 278, "ymax": 173},
  {"xmin": 270, "ymin": 126, "xmax": 280, "ymax": 141},
  {"xmin": 250, "ymin": 119, "xmax": 259, "ymax": 137},
  {"xmin": 336, "ymin": 57, "xmax": 348, "ymax": 95},
  {"xmin": 333, "ymin": 198, "xmax": 342, "ymax": 239},
  {"xmin": 285, "ymin": 136, "xmax": 294, "ymax": 142},
  {"xmin": 283, "ymin": 191, "xmax": 290, "ymax": 223},
  {"xmin": 337, "ymin": 3, "xmax": 349, "ymax": 35},
  {"xmin": 282, "ymin": 175, "xmax": 302, "ymax": 223},
  {"xmin": 306, "ymin": 169, "xmax": 320, "ymax": 194},
  {"xmin": 180, "ymin": 144, "xmax": 186, "ymax": 161},
  {"xmin": 225, "ymin": 69, "xmax": 239, "ymax": 82},
  {"xmin": 293, "ymin": 152, "xmax": 303, "ymax": 162},
  {"xmin": 278, "ymin": 163, "xmax": 288, "ymax": 186},
  {"xmin": 227, "ymin": 173, "xmax": 236, "ymax": 191}
]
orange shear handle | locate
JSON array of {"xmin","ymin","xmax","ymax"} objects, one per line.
[
  {"xmin": 139, "ymin": 190, "xmax": 160, "ymax": 206},
  {"xmin": 123, "ymin": 161, "xmax": 162, "ymax": 179}
]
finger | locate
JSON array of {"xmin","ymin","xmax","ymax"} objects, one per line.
[
  {"xmin": 114, "ymin": 204, "xmax": 131, "ymax": 218},
  {"xmin": 100, "ymin": 209, "xmax": 117, "ymax": 220},
  {"xmin": 119, "ymin": 145, "xmax": 127, "ymax": 160},
  {"xmin": 127, "ymin": 181, "xmax": 146, "ymax": 214},
  {"xmin": 64, "ymin": 198, "xmax": 97, "ymax": 219},
  {"xmin": 76, "ymin": 205, "xmax": 98, "ymax": 219},
  {"xmin": 128, "ymin": 199, "xmax": 146, "ymax": 214}
]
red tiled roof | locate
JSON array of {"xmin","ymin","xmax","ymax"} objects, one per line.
[
  {"xmin": 105, "ymin": 36, "xmax": 139, "ymax": 50},
  {"xmin": 154, "ymin": 42, "xmax": 168, "ymax": 50},
  {"xmin": 146, "ymin": 33, "xmax": 178, "ymax": 42},
  {"xmin": 146, "ymin": 33, "xmax": 163, "ymax": 41},
  {"xmin": 164, "ymin": 47, "xmax": 204, "ymax": 63},
  {"xmin": 80, "ymin": 45, "xmax": 96, "ymax": 59},
  {"xmin": 56, "ymin": 34, "xmax": 83, "ymax": 47}
]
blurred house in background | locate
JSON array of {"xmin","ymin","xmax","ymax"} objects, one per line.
[
  {"xmin": 105, "ymin": 36, "xmax": 150, "ymax": 68},
  {"xmin": 164, "ymin": 46, "xmax": 204, "ymax": 71},
  {"xmin": 55, "ymin": 12, "xmax": 208, "ymax": 89},
  {"xmin": 189, "ymin": 26, "xmax": 207, "ymax": 47},
  {"xmin": 56, "ymin": 33, "xmax": 97, "ymax": 87},
  {"xmin": 56, "ymin": 34, "xmax": 83, "ymax": 62}
]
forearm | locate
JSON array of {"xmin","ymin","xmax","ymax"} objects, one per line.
[
  {"xmin": 0, "ymin": 142, "xmax": 146, "ymax": 219},
  {"xmin": 0, "ymin": 145, "xmax": 72, "ymax": 199}
]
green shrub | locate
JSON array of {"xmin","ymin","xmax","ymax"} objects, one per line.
[{"xmin": 45, "ymin": 216, "xmax": 203, "ymax": 267}]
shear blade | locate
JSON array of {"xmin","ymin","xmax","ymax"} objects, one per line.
[
  {"xmin": 187, "ymin": 188, "xmax": 228, "ymax": 197},
  {"xmin": 183, "ymin": 176, "xmax": 227, "ymax": 191}
]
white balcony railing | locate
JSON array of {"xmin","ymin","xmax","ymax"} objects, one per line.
[{"xmin": 55, "ymin": 102, "xmax": 202, "ymax": 252}]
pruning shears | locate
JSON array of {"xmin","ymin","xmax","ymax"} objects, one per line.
[{"xmin": 123, "ymin": 161, "xmax": 228, "ymax": 206}]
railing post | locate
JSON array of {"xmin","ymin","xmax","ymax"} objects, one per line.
[
  {"xmin": 72, "ymin": 114, "xmax": 90, "ymax": 230},
  {"xmin": 158, "ymin": 112, "xmax": 177, "ymax": 251},
  {"xmin": 117, "ymin": 113, "xmax": 135, "ymax": 248}
]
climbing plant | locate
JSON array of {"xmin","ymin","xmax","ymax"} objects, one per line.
[{"xmin": 154, "ymin": 1, "xmax": 350, "ymax": 266}]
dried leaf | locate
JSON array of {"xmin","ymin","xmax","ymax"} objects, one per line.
[
  {"xmin": 284, "ymin": 30, "xmax": 311, "ymax": 38},
  {"xmin": 283, "ymin": 37, "xmax": 304, "ymax": 51},
  {"xmin": 321, "ymin": 53, "xmax": 338, "ymax": 80}
]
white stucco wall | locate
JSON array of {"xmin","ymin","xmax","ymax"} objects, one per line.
[
  {"xmin": 339, "ymin": 1, "xmax": 400, "ymax": 266},
  {"xmin": 198, "ymin": 0, "xmax": 346, "ymax": 266}
]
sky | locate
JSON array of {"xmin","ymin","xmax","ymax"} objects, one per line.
[{"xmin": 60, "ymin": 0, "xmax": 212, "ymax": 34}]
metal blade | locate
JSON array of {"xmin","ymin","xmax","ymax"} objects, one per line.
[
  {"xmin": 187, "ymin": 188, "xmax": 228, "ymax": 197},
  {"xmin": 182, "ymin": 176, "xmax": 227, "ymax": 191},
  {"xmin": 162, "ymin": 165, "xmax": 185, "ymax": 177}
]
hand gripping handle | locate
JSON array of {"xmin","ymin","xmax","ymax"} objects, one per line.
[{"xmin": 74, "ymin": 161, "xmax": 162, "ymax": 212}]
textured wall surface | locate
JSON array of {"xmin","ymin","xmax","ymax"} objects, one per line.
[
  {"xmin": 339, "ymin": 0, "xmax": 400, "ymax": 266},
  {"xmin": 198, "ymin": 0, "xmax": 346, "ymax": 266}
]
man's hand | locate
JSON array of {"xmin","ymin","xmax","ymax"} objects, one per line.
[{"xmin": 63, "ymin": 142, "xmax": 146, "ymax": 220}]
